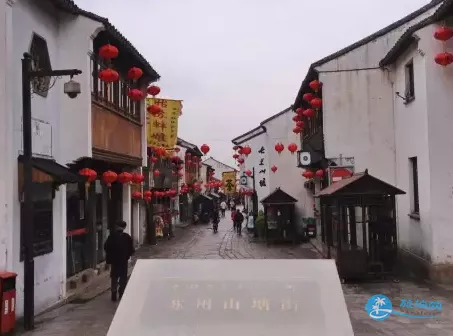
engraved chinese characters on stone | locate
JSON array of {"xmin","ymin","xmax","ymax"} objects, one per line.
[
  {"xmin": 252, "ymin": 298, "xmax": 270, "ymax": 311},
  {"xmin": 171, "ymin": 299, "xmax": 184, "ymax": 310},
  {"xmin": 224, "ymin": 298, "xmax": 240, "ymax": 310},
  {"xmin": 196, "ymin": 298, "xmax": 212, "ymax": 310},
  {"xmin": 142, "ymin": 280, "xmax": 323, "ymax": 327}
]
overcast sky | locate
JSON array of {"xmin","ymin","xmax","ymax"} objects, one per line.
[{"xmin": 75, "ymin": 0, "xmax": 432, "ymax": 165}]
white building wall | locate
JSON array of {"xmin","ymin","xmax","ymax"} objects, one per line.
[
  {"xmin": 263, "ymin": 112, "xmax": 314, "ymax": 219},
  {"xmin": 0, "ymin": 0, "xmax": 15, "ymax": 277},
  {"xmin": 392, "ymin": 38, "xmax": 432, "ymax": 262},
  {"xmin": 239, "ymin": 132, "xmax": 270, "ymax": 212},
  {"xmin": 421, "ymin": 24, "xmax": 453, "ymax": 265},
  {"xmin": 316, "ymin": 4, "xmax": 439, "ymax": 185},
  {"xmin": 202, "ymin": 157, "xmax": 237, "ymax": 181},
  {"xmin": 7, "ymin": 0, "xmax": 111, "ymax": 316}
]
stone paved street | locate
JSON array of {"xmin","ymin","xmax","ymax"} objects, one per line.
[{"xmin": 20, "ymin": 212, "xmax": 453, "ymax": 335}]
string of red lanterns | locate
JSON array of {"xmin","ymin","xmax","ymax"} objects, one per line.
[
  {"xmin": 98, "ymin": 43, "xmax": 163, "ymax": 109},
  {"xmin": 434, "ymin": 26, "xmax": 453, "ymax": 66}
]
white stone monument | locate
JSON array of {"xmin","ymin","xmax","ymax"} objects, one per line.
[{"xmin": 107, "ymin": 259, "xmax": 354, "ymax": 336}]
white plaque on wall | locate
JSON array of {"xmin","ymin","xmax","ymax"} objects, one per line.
[{"xmin": 20, "ymin": 117, "xmax": 52, "ymax": 157}]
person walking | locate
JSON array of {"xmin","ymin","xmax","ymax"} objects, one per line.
[
  {"xmin": 230, "ymin": 199, "xmax": 236, "ymax": 211},
  {"xmin": 104, "ymin": 220, "xmax": 135, "ymax": 302},
  {"xmin": 220, "ymin": 200, "xmax": 227, "ymax": 217},
  {"xmin": 234, "ymin": 209, "xmax": 244, "ymax": 235}
]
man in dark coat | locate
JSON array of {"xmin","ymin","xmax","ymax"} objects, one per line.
[
  {"xmin": 234, "ymin": 209, "xmax": 244, "ymax": 235},
  {"xmin": 104, "ymin": 220, "xmax": 135, "ymax": 302}
]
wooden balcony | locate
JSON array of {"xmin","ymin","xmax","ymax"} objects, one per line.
[{"xmin": 90, "ymin": 55, "xmax": 143, "ymax": 166}]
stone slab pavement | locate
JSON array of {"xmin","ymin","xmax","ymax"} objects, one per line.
[{"xmin": 18, "ymin": 213, "xmax": 453, "ymax": 335}]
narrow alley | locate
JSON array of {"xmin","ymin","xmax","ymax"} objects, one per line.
[{"xmin": 19, "ymin": 210, "xmax": 453, "ymax": 336}]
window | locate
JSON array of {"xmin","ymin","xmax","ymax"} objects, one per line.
[
  {"xmin": 404, "ymin": 60, "xmax": 415, "ymax": 102},
  {"xmin": 29, "ymin": 33, "xmax": 52, "ymax": 98},
  {"xmin": 21, "ymin": 182, "xmax": 53, "ymax": 260},
  {"xmin": 409, "ymin": 157, "xmax": 419, "ymax": 215}
]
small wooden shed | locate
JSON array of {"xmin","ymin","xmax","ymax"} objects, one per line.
[
  {"xmin": 261, "ymin": 188, "xmax": 298, "ymax": 244},
  {"xmin": 315, "ymin": 169, "xmax": 405, "ymax": 281}
]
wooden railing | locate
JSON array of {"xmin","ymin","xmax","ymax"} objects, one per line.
[
  {"xmin": 90, "ymin": 55, "xmax": 141, "ymax": 123},
  {"xmin": 303, "ymin": 108, "xmax": 323, "ymax": 140}
]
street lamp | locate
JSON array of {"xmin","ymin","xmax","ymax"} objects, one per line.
[{"xmin": 22, "ymin": 52, "xmax": 82, "ymax": 330}]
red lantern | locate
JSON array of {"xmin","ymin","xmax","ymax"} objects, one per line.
[
  {"xmin": 128, "ymin": 89, "xmax": 144, "ymax": 101},
  {"xmin": 132, "ymin": 191, "xmax": 143, "ymax": 200},
  {"xmin": 150, "ymin": 156, "xmax": 158, "ymax": 164},
  {"xmin": 237, "ymin": 158, "xmax": 244, "ymax": 164},
  {"xmin": 118, "ymin": 172, "xmax": 133, "ymax": 184},
  {"xmin": 242, "ymin": 145, "xmax": 252, "ymax": 156},
  {"xmin": 147, "ymin": 104, "xmax": 162, "ymax": 116},
  {"xmin": 233, "ymin": 145, "xmax": 239, "ymax": 150},
  {"xmin": 304, "ymin": 171, "xmax": 314, "ymax": 179},
  {"xmin": 315, "ymin": 169, "xmax": 324, "ymax": 178},
  {"xmin": 295, "ymin": 107, "xmax": 304, "ymax": 115},
  {"xmin": 238, "ymin": 147, "xmax": 244, "ymax": 155},
  {"xmin": 102, "ymin": 170, "xmax": 117, "ymax": 187},
  {"xmin": 143, "ymin": 190, "xmax": 152, "ymax": 199},
  {"xmin": 303, "ymin": 109, "xmax": 315, "ymax": 118},
  {"xmin": 309, "ymin": 80, "xmax": 322, "ymax": 92},
  {"xmin": 153, "ymin": 169, "xmax": 160, "ymax": 177},
  {"xmin": 275, "ymin": 142, "xmax": 284, "ymax": 154},
  {"xmin": 132, "ymin": 173, "xmax": 144, "ymax": 184},
  {"xmin": 175, "ymin": 147, "xmax": 180, "ymax": 153},
  {"xmin": 200, "ymin": 144, "xmax": 210, "ymax": 155},
  {"xmin": 434, "ymin": 26, "xmax": 453, "ymax": 41},
  {"xmin": 303, "ymin": 93, "xmax": 314, "ymax": 102},
  {"xmin": 147, "ymin": 85, "xmax": 161, "ymax": 96},
  {"xmin": 98, "ymin": 68, "xmax": 119, "ymax": 83},
  {"xmin": 292, "ymin": 115, "xmax": 300, "ymax": 122},
  {"xmin": 99, "ymin": 44, "xmax": 119, "ymax": 59},
  {"xmin": 310, "ymin": 98, "xmax": 322, "ymax": 109},
  {"xmin": 435, "ymin": 52, "xmax": 453, "ymax": 66},
  {"xmin": 271, "ymin": 165, "xmax": 278, "ymax": 173},
  {"xmin": 296, "ymin": 109, "xmax": 305, "ymax": 117},
  {"xmin": 245, "ymin": 169, "xmax": 252, "ymax": 176},
  {"xmin": 296, "ymin": 121, "xmax": 304, "ymax": 128},
  {"xmin": 233, "ymin": 154, "xmax": 239, "ymax": 159},
  {"xmin": 288, "ymin": 143, "xmax": 298, "ymax": 154},
  {"xmin": 127, "ymin": 67, "xmax": 143, "ymax": 80},
  {"xmin": 79, "ymin": 168, "xmax": 97, "ymax": 184},
  {"xmin": 293, "ymin": 127, "xmax": 301, "ymax": 134}
]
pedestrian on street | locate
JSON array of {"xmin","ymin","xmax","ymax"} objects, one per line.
[
  {"xmin": 104, "ymin": 220, "xmax": 135, "ymax": 302},
  {"xmin": 220, "ymin": 200, "xmax": 227, "ymax": 217},
  {"xmin": 230, "ymin": 199, "xmax": 236, "ymax": 211},
  {"xmin": 234, "ymin": 209, "xmax": 244, "ymax": 235},
  {"xmin": 231, "ymin": 209, "xmax": 237, "ymax": 230}
]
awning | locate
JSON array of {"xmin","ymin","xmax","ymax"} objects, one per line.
[
  {"xmin": 18, "ymin": 155, "xmax": 84, "ymax": 184},
  {"xmin": 198, "ymin": 194, "xmax": 213, "ymax": 201}
]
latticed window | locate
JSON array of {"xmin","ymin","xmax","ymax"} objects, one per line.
[{"xmin": 29, "ymin": 33, "xmax": 52, "ymax": 97}]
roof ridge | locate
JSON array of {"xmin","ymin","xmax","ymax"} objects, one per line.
[
  {"xmin": 49, "ymin": 0, "xmax": 159, "ymax": 80},
  {"xmin": 294, "ymin": 0, "xmax": 444, "ymax": 107}
]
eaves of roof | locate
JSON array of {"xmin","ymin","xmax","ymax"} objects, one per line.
[
  {"xmin": 293, "ymin": 0, "xmax": 444, "ymax": 108},
  {"xmin": 203, "ymin": 157, "xmax": 238, "ymax": 171},
  {"xmin": 380, "ymin": 0, "xmax": 453, "ymax": 66},
  {"xmin": 231, "ymin": 106, "xmax": 292, "ymax": 145},
  {"xmin": 49, "ymin": 0, "xmax": 160, "ymax": 81}
]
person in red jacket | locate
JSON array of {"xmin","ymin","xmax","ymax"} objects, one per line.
[{"xmin": 231, "ymin": 210, "xmax": 236, "ymax": 230}]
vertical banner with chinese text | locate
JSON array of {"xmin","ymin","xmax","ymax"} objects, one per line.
[
  {"xmin": 222, "ymin": 171, "xmax": 237, "ymax": 195},
  {"xmin": 146, "ymin": 98, "xmax": 182, "ymax": 149}
]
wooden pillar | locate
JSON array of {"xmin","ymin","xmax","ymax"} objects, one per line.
[
  {"xmin": 87, "ymin": 182, "xmax": 97, "ymax": 268},
  {"xmin": 348, "ymin": 206, "xmax": 357, "ymax": 246}
]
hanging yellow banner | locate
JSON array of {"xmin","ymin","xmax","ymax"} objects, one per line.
[
  {"xmin": 146, "ymin": 98, "xmax": 182, "ymax": 149},
  {"xmin": 222, "ymin": 171, "xmax": 237, "ymax": 195}
]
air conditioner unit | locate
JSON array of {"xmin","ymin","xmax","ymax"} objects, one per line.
[{"xmin": 299, "ymin": 152, "xmax": 311, "ymax": 166}]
